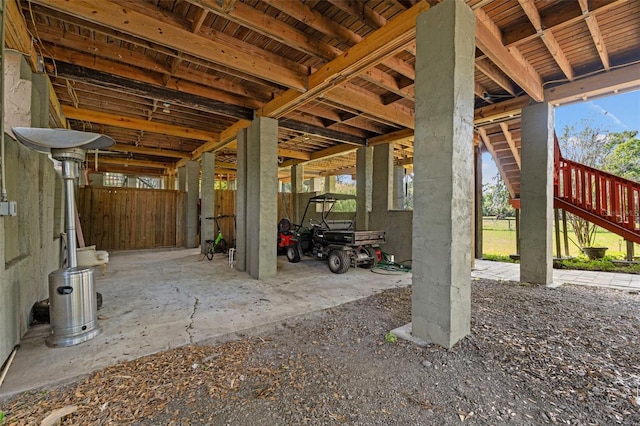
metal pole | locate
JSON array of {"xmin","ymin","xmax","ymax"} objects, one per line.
[{"xmin": 62, "ymin": 159, "xmax": 78, "ymax": 267}]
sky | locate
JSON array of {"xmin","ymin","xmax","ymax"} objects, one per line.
[{"xmin": 482, "ymin": 90, "xmax": 640, "ymax": 185}]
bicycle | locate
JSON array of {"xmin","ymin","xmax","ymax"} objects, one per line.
[{"xmin": 204, "ymin": 215, "xmax": 234, "ymax": 260}]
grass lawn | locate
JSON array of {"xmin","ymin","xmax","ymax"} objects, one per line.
[{"xmin": 482, "ymin": 217, "xmax": 639, "ymax": 259}]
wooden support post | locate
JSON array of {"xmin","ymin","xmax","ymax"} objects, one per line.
[
  {"xmin": 562, "ymin": 209, "xmax": 570, "ymax": 257},
  {"xmin": 554, "ymin": 208, "xmax": 562, "ymax": 258},
  {"xmin": 626, "ymin": 240, "xmax": 635, "ymax": 262},
  {"xmin": 515, "ymin": 209, "xmax": 520, "ymax": 255}
]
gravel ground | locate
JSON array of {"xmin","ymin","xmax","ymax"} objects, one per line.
[{"xmin": 2, "ymin": 278, "xmax": 639, "ymax": 425}]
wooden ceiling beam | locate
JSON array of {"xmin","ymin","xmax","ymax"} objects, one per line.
[
  {"xmin": 475, "ymin": 59, "xmax": 516, "ymax": 96},
  {"xmin": 109, "ymin": 144, "xmax": 191, "ymax": 159},
  {"xmin": 259, "ymin": 1, "xmax": 429, "ymax": 119},
  {"xmin": 87, "ymin": 155, "xmax": 176, "ymax": 170},
  {"xmin": 62, "ymin": 106, "xmax": 219, "ymax": 142},
  {"xmin": 545, "ymin": 63, "xmax": 640, "ymax": 105},
  {"xmin": 325, "ymin": 83, "xmax": 414, "ymax": 129},
  {"xmin": 475, "ymin": 8, "xmax": 543, "ymax": 102},
  {"xmin": 477, "ymin": 128, "xmax": 515, "ymax": 197},
  {"xmin": 51, "ymin": 61, "xmax": 254, "ymax": 120},
  {"xmin": 517, "ymin": 0, "xmax": 574, "ymax": 81},
  {"xmin": 578, "ymin": 0, "xmax": 611, "ymax": 71},
  {"xmin": 499, "ymin": 123, "xmax": 521, "ymax": 170},
  {"xmin": 261, "ymin": 0, "xmax": 417, "ymax": 81},
  {"xmin": 31, "ymin": 0, "xmax": 307, "ymax": 90},
  {"xmin": 369, "ymin": 128, "xmax": 414, "ymax": 146},
  {"xmin": 186, "ymin": 0, "xmax": 339, "ymax": 61},
  {"xmin": 474, "ymin": 96, "xmax": 532, "ymax": 125},
  {"xmin": 359, "ymin": 68, "xmax": 415, "ymax": 102},
  {"xmin": 279, "ymin": 120, "xmax": 368, "ymax": 146},
  {"xmin": 501, "ymin": 0, "xmax": 625, "ymax": 48}
]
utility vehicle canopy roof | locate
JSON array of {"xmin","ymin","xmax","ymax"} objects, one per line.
[{"xmin": 308, "ymin": 193, "xmax": 356, "ymax": 202}]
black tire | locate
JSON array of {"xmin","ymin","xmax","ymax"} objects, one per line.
[
  {"xmin": 286, "ymin": 245, "xmax": 301, "ymax": 263},
  {"xmin": 205, "ymin": 240, "xmax": 214, "ymax": 260},
  {"xmin": 216, "ymin": 238, "xmax": 228, "ymax": 254},
  {"xmin": 32, "ymin": 299, "xmax": 50, "ymax": 324},
  {"xmin": 359, "ymin": 246, "xmax": 378, "ymax": 269},
  {"xmin": 328, "ymin": 250, "xmax": 350, "ymax": 274},
  {"xmin": 31, "ymin": 291, "xmax": 103, "ymax": 324}
]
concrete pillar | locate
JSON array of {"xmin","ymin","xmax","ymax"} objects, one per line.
[
  {"xmin": 201, "ymin": 152, "xmax": 215, "ymax": 254},
  {"xmin": 520, "ymin": 102, "xmax": 554, "ymax": 285},
  {"xmin": 474, "ymin": 146, "xmax": 483, "ymax": 258},
  {"xmin": 177, "ymin": 166, "xmax": 186, "ymax": 191},
  {"xmin": 310, "ymin": 177, "xmax": 323, "ymax": 193},
  {"xmin": 324, "ymin": 175, "xmax": 336, "ymax": 193},
  {"xmin": 88, "ymin": 172, "xmax": 104, "ymax": 187},
  {"xmin": 235, "ymin": 129, "xmax": 248, "ymax": 272},
  {"xmin": 393, "ymin": 165, "xmax": 405, "ymax": 210},
  {"xmin": 185, "ymin": 160, "xmax": 200, "ymax": 248},
  {"xmin": 356, "ymin": 146, "xmax": 373, "ymax": 230},
  {"xmin": 411, "ymin": 0, "xmax": 475, "ymax": 348},
  {"xmin": 291, "ymin": 164, "xmax": 304, "ymax": 224},
  {"xmin": 246, "ymin": 117, "xmax": 278, "ymax": 279},
  {"xmin": 372, "ymin": 144, "xmax": 393, "ymax": 213},
  {"xmin": 126, "ymin": 175, "xmax": 137, "ymax": 188}
]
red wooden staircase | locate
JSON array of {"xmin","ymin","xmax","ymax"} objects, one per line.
[
  {"xmin": 507, "ymin": 134, "xmax": 640, "ymax": 244},
  {"xmin": 553, "ymin": 137, "xmax": 640, "ymax": 244}
]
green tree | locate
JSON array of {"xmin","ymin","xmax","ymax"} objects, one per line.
[
  {"xmin": 602, "ymin": 131, "xmax": 640, "ymax": 182},
  {"xmin": 482, "ymin": 175, "xmax": 514, "ymax": 217}
]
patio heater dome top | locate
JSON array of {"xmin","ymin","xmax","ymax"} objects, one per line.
[{"xmin": 11, "ymin": 127, "xmax": 115, "ymax": 153}]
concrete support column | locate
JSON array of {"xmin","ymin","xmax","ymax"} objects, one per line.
[
  {"xmin": 474, "ymin": 147, "xmax": 483, "ymax": 258},
  {"xmin": 88, "ymin": 172, "xmax": 104, "ymax": 187},
  {"xmin": 372, "ymin": 144, "xmax": 393, "ymax": 214},
  {"xmin": 177, "ymin": 166, "xmax": 186, "ymax": 191},
  {"xmin": 201, "ymin": 152, "xmax": 215, "ymax": 254},
  {"xmin": 393, "ymin": 165, "xmax": 405, "ymax": 210},
  {"xmin": 235, "ymin": 129, "xmax": 248, "ymax": 272},
  {"xmin": 520, "ymin": 102, "xmax": 554, "ymax": 285},
  {"xmin": 411, "ymin": 0, "xmax": 475, "ymax": 348},
  {"xmin": 324, "ymin": 175, "xmax": 336, "ymax": 193},
  {"xmin": 246, "ymin": 117, "xmax": 278, "ymax": 279},
  {"xmin": 185, "ymin": 160, "xmax": 200, "ymax": 248},
  {"xmin": 310, "ymin": 177, "xmax": 323, "ymax": 193},
  {"xmin": 291, "ymin": 164, "xmax": 304, "ymax": 224},
  {"xmin": 356, "ymin": 146, "xmax": 373, "ymax": 230}
]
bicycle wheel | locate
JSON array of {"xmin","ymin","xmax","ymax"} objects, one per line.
[
  {"xmin": 205, "ymin": 240, "xmax": 214, "ymax": 260},
  {"xmin": 216, "ymin": 238, "xmax": 228, "ymax": 254}
]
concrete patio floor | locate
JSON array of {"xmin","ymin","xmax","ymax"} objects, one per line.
[
  {"xmin": 1, "ymin": 251, "xmax": 638, "ymax": 399},
  {"xmin": 0, "ymin": 248, "xmax": 412, "ymax": 398}
]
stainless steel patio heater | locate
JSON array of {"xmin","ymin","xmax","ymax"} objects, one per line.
[{"xmin": 12, "ymin": 127, "xmax": 115, "ymax": 347}]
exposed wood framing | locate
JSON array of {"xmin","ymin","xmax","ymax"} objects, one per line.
[
  {"xmin": 477, "ymin": 128, "xmax": 515, "ymax": 197},
  {"xmin": 499, "ymin": 122, "xmax": 521, "ymax": 169},
  {"xmin": 62, "ymin": 106, "xmax": 219, "ymax": 142},
  {"xmin": 578, "ymin": 0, "xmax": 611, "ymax": 71},
  {"xmin": 475, "ymin": 8, "xmax": 543, "ymax": 102}
]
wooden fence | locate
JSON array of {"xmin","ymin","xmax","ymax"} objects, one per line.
[
  {"xmin": 78, "ymin": 188, "xmax": 293, "ymax": 251},
  {"xmin": 77, "ymin": 187, "xmax": 185, "ymax": 250}
]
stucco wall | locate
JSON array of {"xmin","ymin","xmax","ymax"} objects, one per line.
[{"xmin": 1, "ymin": 51, "xmax": 62, "ymax": 364}]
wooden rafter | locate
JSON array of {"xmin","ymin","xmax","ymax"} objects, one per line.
[
  {"xmin": 110, "ymin": 144, "xmax": 191, "ymax": 159},
  {"xmin": 545, "ymin": 63, "xmax": 640, "ymax": 105},
  {"xmin": 578, "ymin": 0, "xmax": 611, "ymax": 71},
  {"xmin": 517, "ymin": 0, "xmax": 574, "ymax": 81},
  {"xmin": 62, "ymin": 106, "xmax": 219, "ymax": 142},
  {"xmin": 475, "ymin": 8, "xmax": 543, "ymax": 102},
  {"xmin": 31, "ymin": 0, "xmax": 308, "ymax": 90},
  {"xmin": 258, "ymin": 1, "xmax": 430, "ymax": 119},
  {"xmin": 477, "ymin": 128, "xmax": 515, "ymax": 197},
  {"xmin": 87, "ymin": 156, "xmax": 176, "ymax": 170},
  {"xmin": 499, "ymin": 123, "xmax": 521, "ymax": 170}
]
